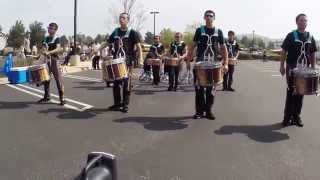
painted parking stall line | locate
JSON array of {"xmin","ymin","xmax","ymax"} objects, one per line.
[{"xmin": 6, "ymin": 84, "xmax": 94, "ymax": 112}]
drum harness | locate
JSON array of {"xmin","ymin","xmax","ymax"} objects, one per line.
[
  {"xmin": 201, "ymin": 26, "xmax": 219, "ymax": 63},
  {"xmin": 227, "ymin": 40, "xmax": 236, "ymax": 59},
  {"xmin": 293, "ymin": 30, "xmax": 312, "ymax": 70}
]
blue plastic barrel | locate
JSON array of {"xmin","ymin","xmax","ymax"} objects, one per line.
[{"xmin": 8, "ymin": 67, "xmax": 29, "ymax": 84}]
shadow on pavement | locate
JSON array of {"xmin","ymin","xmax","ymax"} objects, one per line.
[
  {"xmin": 0, "ymin": 101, "xmax": 46, "ymax": 110},
  {"xmin": 38, "ymin": 108, "xmax": 111, "ymax": 120},
  {"xmin": 114, "ymin": 116, "xmax": 191, "ymax": 131},
  {"xmin": 214, "ymin": 123, "xmax": 290, "ymax": 143}
]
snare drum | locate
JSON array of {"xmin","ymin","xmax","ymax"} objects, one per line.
[
  {"xmin": 292, "ymin": 67, "xmax": 319, "ymax": 95},
  {"xmin": 228, "ymin": 58, "xmax": 237, "ymax": 65},
  {"xmin": 165, "ymin": 57, "xmax": 180, "ymax": 67},
  {"xmin": 194, "ymin": 61, "xmax": 222, "ymax": 86},
  {"xmin": 29, "ymin": 64, "xmax": 50, "ymax": 84},
  {"xmin": 146, "ymin": 58, "xmax": 161, "ymax": 66},
  {"xmin": 102, "ymin": 58, "xmax": 128, "ymax": 81}
]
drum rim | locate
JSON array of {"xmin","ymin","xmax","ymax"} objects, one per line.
[
  {"xmin": 105, "ymin": 58, "xmax": 126, "ymax": 65},
  {"xmin": 29, "ymin": 64, "xmax": 48, "ymax": 71}
]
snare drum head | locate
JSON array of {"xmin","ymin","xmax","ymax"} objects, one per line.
[
  {"xmin": 195, "ymin": 61, "xmax": 222, "ymax": 69},
  {"xmin": 293, "ymin": 67, "xmax": 320, "ymax": 77},
  {"xmin": 111, "ymin": 57, "xmax": 126, "ymax": 65}
]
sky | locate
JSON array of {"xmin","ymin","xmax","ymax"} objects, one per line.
[{"xmin": 1, "ymin": 0, "xmax": 319, "ymax": 40}]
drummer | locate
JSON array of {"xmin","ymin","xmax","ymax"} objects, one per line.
[
  {"xmin": 107, "ymin": 12, "xmax": 143, "ymax": 113},
  {"xmin": 168, "ymin": 32, "xmax": 187, "ymax": 91},
  {"xmin": 223, "ymin": 30, "xmax": 239, "ymax": 91},
  {"xmin": 187, "ymin": 10, "xmax": 228, "ymax": 120},
  {"xmin": 280, "ymin": 13, "xmax": 317, "ymax": 127},
  {"xmin": 38, "ymin": 23, "xmax": 65, "ymax": 105},
  {"xmin": 147, "ymin": 35, "xmax": 165, "ymax": 86}
]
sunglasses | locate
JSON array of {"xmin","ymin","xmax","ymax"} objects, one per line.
[{"xmin": 48, "ymin": 27, "xmax": 56, "ymax": 30}]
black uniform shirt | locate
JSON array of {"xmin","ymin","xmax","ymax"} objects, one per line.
[
  {"xmin": 281, "ymin": 31, "xmax": 317, "ymax": 68},
  {"xmin": 226, "ymin": 40, "xmax": 240, "ymax": 58},
  {"xmin": 170, "ymin": 41, "xmax": 186, "ymax": 57},
  {"xmin": 193, "ymin": 26, "xmax": 224, "ymax": 62},
  {"xmin": 44, "ymin": 35, "xmax": 60, "ymax": 57},
  {"xmin": 108, "ymin": 28, "xmax": 141, "ymax": 60}
]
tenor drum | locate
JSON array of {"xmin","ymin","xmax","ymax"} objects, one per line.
[
  {"xmin": 292, "ymin": 67, "xmax": 319, "ymax": 95},
  {"xmin": 228, "ymin": 58, "xmax": 237, "ymax": 65},
  {"xmin": 147, "ymin": 58, "xmax": 161, "ymax": 66},
  {"xmin": 29, "ymin": 64, "xmax": 50, "ymax": 84},
  {"xmin": 165, "ymin": 57, "xmax": 180, "ymax": 67},
  {"xmin": 103, "ymin": 58, "xmax": 128, "ymax": 81},
  {"xmin": 194, "ymin": 61, "xmax": 222, "ymax": 86}
]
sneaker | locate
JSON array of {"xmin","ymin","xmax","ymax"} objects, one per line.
[
  {"xmin": 292, "ymin": 116, "xmax": 304, "ymax": 127},
  {"xmin": 205, "ymin": 111, "xmax": 216, "ymax": 120},
  {"xmin": 121, "ymin": 106, "xmax": 129, "ymax": 113},
  {"xmin": 193, "ymin": 113, "xmax": 203, "ymax": 119},
  {"xmin": 282, "ymin": 116, "xmax": 291, "ymax": 127},
  {"xmin": 108, "ymin": 105, "xmax": 121, "ymax": 111},
  {"xmin": 38, "ymin": 97, "xmax": 51, "ymax": 103},
  {"xmin": 60, "ymin": 100, "xmax": 66, "ymax": 106},
  {"xmin": 228, "ymin": 87, "xmax": 235, "ymax": 92}
]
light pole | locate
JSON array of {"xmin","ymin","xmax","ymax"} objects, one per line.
[
  {"xmin": 150, "ymin": 11, "xmax": 160, "ymax": 38},
  {"xmin": 74, "ymin": 0, "xmax": 77, "ymax": 54},
  {"xmin": 252, "ymin": 30, "xmax": 255, "ymax": 50}
]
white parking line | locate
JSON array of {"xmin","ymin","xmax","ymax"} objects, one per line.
[
  {"xmin": 6, "ymin": 84, "xmax": 92, "ymax": 112},
  {"xmin": 63, "ymin": 74, "xmax": 103, "ymax": 82},
  {"xmin": 262, "ymin": 70, "xmax": 278, "ymax": 73},
  {"xmin": 271, "ymin": 75, "xmax": 283, "ymax": 77},
  {"xmin": 17, "ymin": 84, "xmax": 94, "ymax": 110}
]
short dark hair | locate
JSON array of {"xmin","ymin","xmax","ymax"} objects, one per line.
[
  {"xmin": 296, "ymin": 13, "xmax": 307, "ymax": 22},
  {"xmin": 204, "ymin": 10, "xmax": 215, "ymax": 17},
  {"xmin": 120, "ymin": 12, "xmax": 130, "ymax": 20},
  {"xmin": 228, "ymin": 31, "xmax": 235, "ymax": 36},
  {"xmin": 49, "ymin": 22, "xmax": 58, "ymax": 30}
]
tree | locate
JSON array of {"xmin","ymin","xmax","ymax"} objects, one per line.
[
  {"xmin": 107, "ymin": 0, "xmax": 147, "ymax": 32},
  {"xmin": 257, "ymin": 39, "xmax": 266, "ymax": 49},
  {"xmin": 7, "ymin": 20, "xmax": 26, "ymax": 48},
  {"xmin": 29, "ymin": 21, "xmax": 46, "ymax": 48},
  {"xmin": 240, "ymin": 36, "xmax": 251, "ymax": 48},
  {"xmin": 160, "ymin": 28, "xmax": 175, "ymax": 48},
  {"xmin": 144, "ymin": 31, "xmax": 153, "ymax": 44},
  {"xmin": 183, "ymin": 32, "xmax": 194, "ymax": 48},
  {"xmin": 94, "ymin": 34, "xmax": 106, "ymax": 44},
  {"xmin": 60, "ymin": 35, "xmax": 69, "ymax": 46},
  {"xmin": 267, "ymin": 41, "xmax": 275, "ymax": 49},
  {"xmin": 85, "ymin": 36, "xmax": 94, "ymax": 45}
]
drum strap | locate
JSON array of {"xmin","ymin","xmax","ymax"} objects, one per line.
[
  {"xmin": 152, "ymin": 43, "xmax": 162, "ymax": 57},
  {"xmin": 227, "ymin": 40, "xmax": 237, "ymax": 58},
  {"xmin": 113, "ymin": 28, "xmax": 131, "ymax": 58},
  {"xmin": 171, "ymin": 41, "xmax": 185, "ymax": 57},
  {"xmin": 200, "ymin": 26, "xmax": 220, "ymax": 62}
]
